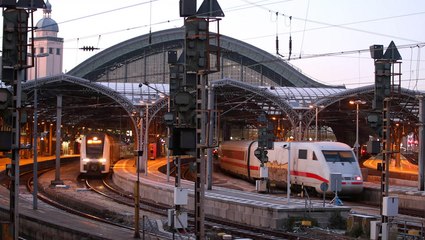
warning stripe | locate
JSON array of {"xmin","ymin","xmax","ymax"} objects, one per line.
[{"xmin": 222, "ymin": 159, "xmax": 328, "ymax": 182}]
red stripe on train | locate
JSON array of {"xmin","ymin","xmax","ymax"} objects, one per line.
[
  {"xmin": 290, "ymin": 170, "xmax": 329, "ymax": 183},
  {"xmin": 221, "ymin": 158, "xmax": 259, "ymax": 170},
  {"xmin": 221, "ymin": 159, "xmax": 329, "ymax": 183}
]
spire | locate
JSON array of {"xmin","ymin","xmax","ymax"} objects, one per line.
[{"xmin": 43, "ymin": 0, "xmax": 52, "ymax": 18}]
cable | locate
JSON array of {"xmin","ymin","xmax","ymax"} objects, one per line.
[
  {"xmin": 408, "ymin": 47, "xmax": 414, "ymax": 89},
  {"xmin": 243, "ymin": 1, "xmax": 425, "ymax": 43},
  {"xmin": 414, "ymin": 46, "xmax": 422, "ymax": 90},
  {"xmin": 149, "ymin": 0, "xmax": 153, "ymax": 44},
  {"xmin": 273, "ymin": 11, "xmax": 284, "ymax": 58},
  {"xmin": 57, "ymin": 0, "xmax": 159, "ymax": 26},
  {"xmin": 35, "ymin": 1, "xmax": 424, "ymax": 51},
  {"xmin": 288, "ymin": 16, "xmax": 292, "ymax": 61},
  {"xmin": 298, "ymin": 0, "xmax": 310, "ymax": 59},
  {"xmin": 289, "ymin": 42, "xmax": 425, "ymax": 61}
]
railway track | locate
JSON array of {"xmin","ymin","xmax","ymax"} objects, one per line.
[
  {"xmin": 88, "ymin": 164, "xmax": 355, "ymax": 240},
  {"xmin": 5, "ymin": 158, "xmax": 422, "ymax": 239},
  {"xmin": 20, "ymin": 162, "xmax": 174, "ymax": 240}
]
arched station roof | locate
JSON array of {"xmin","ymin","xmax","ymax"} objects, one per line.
[
  {"xmin": 3, "ymin": 74, "xmax": 421, "ymax": 145},
  {"xmin": 20, "ymin": 74, "xmax": 137, "ymax": 130},
  {"xmin": 4, "ymin": 26, "xmax": 422, "ymax": 144},
  {"xmin": 68, "ymin": 28, "xmax": 335, "ymax": 88}
]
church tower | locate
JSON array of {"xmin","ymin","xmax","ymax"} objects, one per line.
[{"xmin": 27, "ymin": 0, "xmax": 63, "ymax": 79}]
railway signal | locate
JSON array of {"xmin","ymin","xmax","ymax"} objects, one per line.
[
  {"xmin": 175, "ymin": 1, "xmax": 224, "ymax": 239},
  {"xmin": 370, "ymin": 41, "xmax": 402, "ymax": 240}
]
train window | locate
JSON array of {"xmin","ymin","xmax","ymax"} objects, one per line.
[
  {"xmin": 312, "ymin": 152, "xmax": 318, "ymax": 161},
  {"xmin": 86, "ymin": 138, "xmax": 104, "ymax": 159},
  {"xmin": 322, "ymin": 151, "xmax": 356, "ymax": 163},
  {"xmin": 298, "ymin": 149, "xmax": 307, "ymax": 159},
  {"xmin": 87, "ymin": 144, "xmax": 103, "ymax": 158}
]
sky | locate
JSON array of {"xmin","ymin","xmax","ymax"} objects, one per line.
[{"xmin": 9, "ymin": 0, "xmax": 425, "ymax": 90}]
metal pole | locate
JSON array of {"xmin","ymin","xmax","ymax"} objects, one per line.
[
  {"xmin": 417, "ymin": 95, "xmax": 425, "ymax": 191},
  {"xmin": 355, "ymin": 103, "xmax": 360, "ymax": 161},
  {"xmin": 139, "ymin": 111, "xmax": 144, "ymax": 173},
  {"xmin": 33, "ymin": 56, "xmax": 38, "ymax": 209},
  {"xmin": 287, "ymin": 142, "xmax": 291, "ymax": 203},
  {"xmin": 167, "ymin": 97, "xmax": 171, "ymax": 182},
  {"xmin": 11, "ymin": 69, "xmax": 24, "ymax": 240},
  {"xmin": 207, "ymin": 86, "xmax": 215, "ymax": 190},
  {"xmin": 144, "ymin": 104, "xmax": 149, "ymax": 176},
  {"xmin": 298, "ymin": 113, "xmax": 302, "ymax": 141},
  {"xmin": 134, "ymin": 114, "xmax": 142, "ymax": 238},
  {"xmin": 315, "ymin": 107, "xmax": 318, "ymax": 141},
  {"xmin": 143, "ymin": 83, "xmax": 170, "ymax": 181},
  {"xmin": 195, "ymin": 74, "xmax": 207, "ymax": 239},
  {"xmin": 51, "ymin": 94, "xmax": 63, "ymax": 185}
]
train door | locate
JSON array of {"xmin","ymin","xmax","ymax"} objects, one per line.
[{"xmin": 295, "ymin": 148, "xmax": 309, "ymax": 185}]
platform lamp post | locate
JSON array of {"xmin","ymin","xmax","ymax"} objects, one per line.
[
  {"xmin": 350, "ymin": 100, "xmax": 366, "ymax": 160},
  {"xmin": 142, "ymin": 82, "xmax": 171, "ymax": 181},
  {"xmin": 134, "ymin": 109, "xmax": 143, "ymax": 238},
  {"xmin": 32, "ymin": 52, "xmax": 49, "ymax": 210}
]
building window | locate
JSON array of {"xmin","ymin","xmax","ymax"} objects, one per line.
[
  {"xmin": 56, "ymin": 48, "xmax": 61, "ymax": 55},
  {"xmin": 40, "ymin": 47, "xmax": 44, "ymax": 53},
  {"xmin": 49, "ymin": 48, "xmax": 53, "ymax": 54}
]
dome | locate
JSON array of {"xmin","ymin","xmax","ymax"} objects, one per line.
[{"xmin": 36, "ymin": 18, "xmax": 59, "ymax": 32}]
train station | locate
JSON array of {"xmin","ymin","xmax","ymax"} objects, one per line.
[{"xmin": 0, "ymin": 1, "xmax": 424, "ymax": 239}]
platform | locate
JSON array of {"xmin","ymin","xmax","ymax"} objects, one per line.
[{"xmin": 113, "ymin": 159, "xmax": 351, "ymax": 230}]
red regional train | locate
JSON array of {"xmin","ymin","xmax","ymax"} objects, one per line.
[{"xmin": 219, "ymin": 140, "xmax": 363, "ymax": 195}]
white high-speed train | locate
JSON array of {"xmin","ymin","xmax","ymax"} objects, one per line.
[
  {"xmin": 80, "ymin": 133, "xmax": 119, "ymax": 176},
  {"xmin": 218, "ymin": 140, "xmax": 363, "ymax": 195}
]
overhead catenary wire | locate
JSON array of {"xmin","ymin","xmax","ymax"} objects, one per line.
[
  {"xmin": 298, "ymin": 0, "xmax": 310, "ymax": 59},
  {"xmin": 244, "ymin": 1, "xmax": 424, "ymax": 43},
  {"xmin": 288, "ymin": 16, "xmax": 292, "ymax": 61},
  {"xmin": 27, "ymin": 0, "xmax": 424, "ymax": 53},
  {"xmin": 29, "ymin": 0, "xmax": 424, "ymax": 47},
  {"xmin": 19, "ymin": 0, "xmax": 424, "ymax": 90},
  {"xmin": 414, "ymin": 46, "xmax": 422, "ymax": 90},
  {"xmin": 272, "ymin": 11, "xmax": 284, "ymax": 58},
  {"xmin": 408, "ymin": 47, "xmax": 414, "ymax": 89}
]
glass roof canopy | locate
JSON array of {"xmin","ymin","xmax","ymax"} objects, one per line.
[
  {"xmin": 266, "ymin": 86, "xmax": 345, "ymax": 109},
  {"xmin": 99, "ymin": 80, "xmax": 345, "ymax": 110}
]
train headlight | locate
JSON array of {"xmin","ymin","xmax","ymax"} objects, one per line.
[
  {"xmin": 83, "ymin": 158, "xmax": 90, "ymax": 162},
  {"xmin": 99, "ymin": 158, "xmax": 107, "ymax": 163},
  {"xmin": 354, "ymin": 175, "xmax": 362, "ymax": 181}
]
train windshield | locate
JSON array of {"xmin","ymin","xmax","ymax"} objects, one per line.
[
  {"xmin": 322, "ymin": 150, "xmax": 356, "ymax": 163},
  {"xmin": 86, "ymin": 137, "xmax": 104, "ymax": 159}
]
